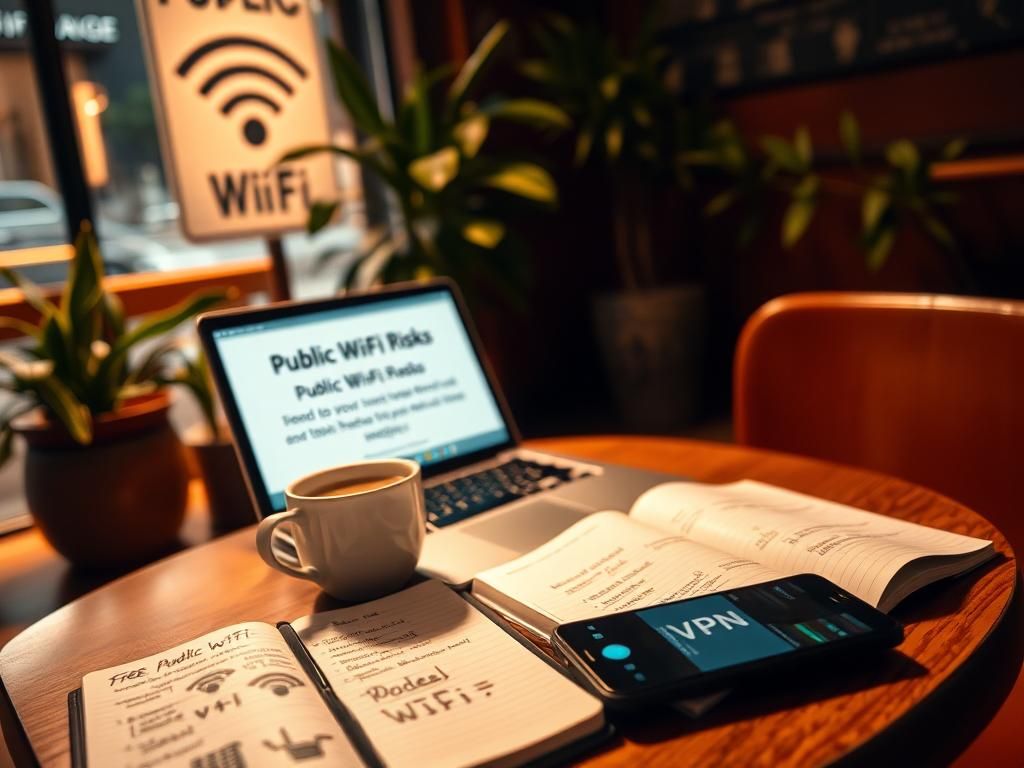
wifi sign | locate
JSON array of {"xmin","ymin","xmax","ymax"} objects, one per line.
[
  {"xmin": 138, "ymin": 0, "xmax": 336, "ymax": 239},
  {"xmin": 177, "ymin": 36, "xmax": 308, "ymax": 147}
]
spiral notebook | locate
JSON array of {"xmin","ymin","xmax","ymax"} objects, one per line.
[{"xmin": 68, "ymin": 581, "xmax": 609, "ymax": 768}]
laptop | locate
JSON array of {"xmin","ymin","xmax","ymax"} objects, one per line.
[{"xmin": 197, "ymin": 279, "xmax": 679, "ymax": 585}]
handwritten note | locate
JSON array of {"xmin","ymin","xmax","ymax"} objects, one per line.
[
  {"xmin": 631, "ymin": 480, "xmax": 993, "ymax": 610},
  {"xmin": 474, "ymin": 511, "xmax": 783, "ymax": 628},
  {"xmin": 81, "ymin": 622, "xmax": 363, "ymax": 768},
  {"xmin": 291, "ymin": 580, "xmax": 604, "ymax": 768}
]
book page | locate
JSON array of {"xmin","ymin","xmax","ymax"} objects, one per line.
[
  {"xmin": 291, "ymin": 580, "xmax": 604, "ymax": 768},
  {"xmin": 631, "ymin": 480, "xmax": 993, "ymax": 609},
  {"xmin": 81, "ymin": 622, "xmax": 364, "ymax": 768},
  {"xmin": 474, "ymin": 511, "xmax": 783, "ymax": 627}
]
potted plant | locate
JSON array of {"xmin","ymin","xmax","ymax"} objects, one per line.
[
  {"xmin": 283, "ymin": 20, "xmax": 569, "ymax": 311},
  {"xmin": 166, "ymin": 348, "xmax": 254, "ymax": 533},
  {"xmin": 0, "ymin": 223, "xmax": 226, "ymax": 567},
  {"xmin": 524, "ymin": 10, "xmax": 707, "ymax": 429}
]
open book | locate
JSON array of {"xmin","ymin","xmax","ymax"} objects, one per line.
[
  {"xmin": 471, "ymin": 480, "xmax": 995, "ymax": 637},
  {"xmin": 70, "ymin": 581, "xmax": 606, "ymax": 768}
]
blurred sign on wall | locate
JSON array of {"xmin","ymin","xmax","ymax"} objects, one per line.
[
  {"xmin": 665, "ymin": 0, "xmax": 1024, "ymax": 94},
  {"xmin": 134, "ymin": 0, "xmax": 336, "ymax": 241}
]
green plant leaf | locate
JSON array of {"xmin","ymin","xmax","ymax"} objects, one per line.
[
  {"xmin": 519, "ymin": 59, "xmax": 554, "ymax": 83},
  {"xmin": 40, "ymin": 315, "xmax": 78, "ymax": 397},
  {"xmin": 862, "ymin": 187, "xmax": 891, "ymax": 232},
  {"xmin": 408, "ymin": 146, "xmax": 460, "ymax": 191},
  {"xmin": 453, "ymin": 114, "xmax": 489, "ymax": 158},
  {"xmin": 62, "ymin": 225, "xmax": 105, "ymax": 352},
  {"xmin": 782, "ymin": 197, "xmax": 817, "ymax": 248},
  {"xmin": 865, "ymin": 226, "xmax": 895, "ymax": 271},
  {"xmin": 327, "ymin": 41, "xmax": 385, "ymax": 136},
  {"xmin": 405, "ymin": 68, "xmax": 434, "ymax": 155},
  {"xmin": 679, "ymin": 149, "xmax": 718, "ymax": 167},
  {"xmin": 461, "ymin": 219, "xmax": 506, "ymax": 249},
  {"xmin": 120, "ymin": 291, "xmax": 226, "ymax": 354},
  {"xmin": 737, "ymin": 211, "xmax": 763, "ymax": 249},
  {"xmin": 0, "ymin": 267, "xmax": 59, "ymax": 323},
  {"xmin": 918, "ymin": 211, "xmax": 955, "ymax": 251},
  {"xmin": 307, "ymin": 200, "xmax": 340, "ymax": 234},
  {"xmin": 716, "ymin": 136, "xmax": 747, "ymax": 174},
  {"xmin": 793, "ymin": 173, "xmax": 820, "ymax": 200},
  {"xmin": 101, "ymin": 291, "xmax": 125, "ymax": 342},
  {"xmin": 794, "ymin": 127, "xmax": 813, "ymax": 167},
  {"xmin": 886, "ymin": 140, "xmax": 920, "ymax": 173},
  {"xmin": 34, "ymin": 375, "xmax": 91, "ymax": 444},
  {"xmin": 704, "ymin": 189, "xmax": 738, "ymax": 216},
  {"xmin": 0, "ymin": 317, "xmax": 39, "ymax": 338},
  {"xmin": 574, "ymin": 129, "xmax": 594, "ymax": 166},
  {"xmin": 127, "ymin": 341, "xmax": 177, "ymax": 386},
  {"xmin": 477, "ymin": 99, "xmax": 570, "ymax": 129},
  {"xmin": 605, "ymin": 120, "xmax": 624, "ymax": 160},
  {"xmin": 447, "ymin": 20, "xmax": 510, "ymax": 119},
  {"xmin": 760, "ymin": 136, "xmax": 802, "ymax": 172},
  {"xmin": 281, "ymin": 143, "xmax": 401, "ymax": 189},
  {"xmin": 941, "ymin": 137, "xmax": 968, "ymax": 161},
  {"xmin": 479, "ymin": 163, "xmax": 557, "ymax": 205},
  {"xmin": 632, "ymin": 104, "xmax": 653, "ymax": 127},
  {"xmin": 839, "ymin": 111, "xmax": 861, "ymax": 164}
]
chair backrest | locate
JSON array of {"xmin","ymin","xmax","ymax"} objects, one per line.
[{"xmin": 734, "ymin": 292, "xmax": 1024, "ymax": 555}]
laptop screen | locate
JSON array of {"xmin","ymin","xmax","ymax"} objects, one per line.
[{"xmin": 208, "ymin": 287, "xmax": 512, "ymax": 513}]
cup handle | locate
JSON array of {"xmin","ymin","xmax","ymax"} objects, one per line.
[{"xmin": 255, "ymin": 509, "xmax": 320, "ymax": 583}]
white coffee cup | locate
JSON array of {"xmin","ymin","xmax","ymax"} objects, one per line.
[{"xmin": 255, "ymin": 458, "xmax": 425, "ymax": 601}]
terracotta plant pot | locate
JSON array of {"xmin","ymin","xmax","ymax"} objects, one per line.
[
  {"xmin": 184, "ymin": 429, "xmax": 256, "ymax": 532},
  {"xmin": 14, "ymin": 393, "xmax": 189, "ymax": 568}
]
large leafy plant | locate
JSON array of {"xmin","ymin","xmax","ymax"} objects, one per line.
[
  {"xmin": 522, "ymin": 9, "xmax": 691, "ymax": 291},
  {"xmin": 0, "ymin": 224, "xmax": 225, "ymax": 464},
  {"xmin": 284, "ymin": 20, "xmax": 569, "ymax": 305},
  {"xmin": 689, "ymin": 112, "xmax": 965, "ymax": 270}
]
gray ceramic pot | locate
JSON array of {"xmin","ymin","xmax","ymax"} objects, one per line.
[{"xmin": 592, "ymin": 283, "xmax": 707, "ymax": 431}]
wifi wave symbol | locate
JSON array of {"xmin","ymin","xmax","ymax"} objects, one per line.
[
  {"xmin": 177, "ymin": 36, "xmax": 309, "ymax": 147},
  {"xmin": 248, "ymin": 672, "xmax": 305, "ymax": 696},
  {"xmin": 186, "ymin": 669, "xmax": 235, "ymax": 694}
]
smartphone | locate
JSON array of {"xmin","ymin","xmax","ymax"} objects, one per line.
[{"xmin": 551, "ymin": 574, "xmax": 903, "ymax": 708}]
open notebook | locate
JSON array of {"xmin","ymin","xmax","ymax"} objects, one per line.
[
  {"xmin": 470, "ymin": 480, "xmax": 995, "ymax": 637},
  {"xmin": 69, "ymin": 581, "xmax": 607, "ymax": 768}
]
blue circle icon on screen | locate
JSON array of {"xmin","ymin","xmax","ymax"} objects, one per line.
[{"xmin": 601, "ymin": 644, "xmax": 631, "ymax": 661}]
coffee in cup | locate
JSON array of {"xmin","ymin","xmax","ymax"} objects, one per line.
[
  {"xmin": 255, "ymin": 459, "xmax": 425, "ymax": 601},
  {"xmin": 310, "ymin": 475, "xmax": 407, "ymax": 498}
]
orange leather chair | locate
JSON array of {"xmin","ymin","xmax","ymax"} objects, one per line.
[{"xmin": 734, "ymin": 292, "xmax": 1024, "ymax": 766}]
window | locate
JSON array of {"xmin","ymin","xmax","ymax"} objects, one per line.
[
  {"xmin": 0, "ymin": 0, "xmax": 397, "ymax": 533},
  {"xmin": 0, "ymin": 0, "xmax": 383, "ymax": 298}
]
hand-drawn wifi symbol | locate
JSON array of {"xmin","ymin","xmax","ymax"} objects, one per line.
[
  {"xmin": 186, "ymin": 669, "xmax": 235, "ymax": 694},
  {"xmin": 248, "ymin": 672, "xmax": 305, "ymax": 696},
  {"xmin": 176, "ymin": 36, "xmax": 308, "ymax": 148}
]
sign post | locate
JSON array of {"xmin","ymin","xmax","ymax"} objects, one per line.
[{"xmin": 134, "ymin": 0, "xmax": 336, "ymax": 288}]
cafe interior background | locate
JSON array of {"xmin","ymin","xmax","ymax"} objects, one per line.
[{"xmin": 0, "ymin": 0, "xmax": 1022, "ymax": 765}]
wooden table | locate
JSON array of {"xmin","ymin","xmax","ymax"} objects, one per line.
[{"xmin": 0, "ymin": 436, "xmax": 1019, "ymax": 767}]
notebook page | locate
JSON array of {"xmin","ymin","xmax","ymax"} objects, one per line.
[
  {"xmin": 474, "ymin": 511, "xmax": 783, "ymax": 626},
  {"xmin": 291, "ymin": 580, "xmax": 604, "ymax": 768},
  {"xmin": 630, "ymin": 480, "xmax": 993, "ymax": 609},
  {"xmin": 81, "ymin": 622, "xmax": 363, "ymax": 768}
]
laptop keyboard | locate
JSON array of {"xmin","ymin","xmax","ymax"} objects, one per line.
[{"xmin": 425, "ymin": 458, "xmax": 590, "ymax": 528}]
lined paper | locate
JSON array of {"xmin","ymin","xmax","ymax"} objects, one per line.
[
  {"xmin": 631, "ymin": 480, "xmax": 993, "ymax": 609},
  {"xmin": 81, "ymin": 621, "xmax": 363, "ymax": 768},
  {"xmin": 291, "ymin": 580, "xmax": 604, "ymax": 768},
  {"xmin": 475, "ymin": 511, "xmax": 784, "ymax": 626}
]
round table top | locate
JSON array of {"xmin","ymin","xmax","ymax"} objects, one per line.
[{"xmin": 0, "ymin": 436, "xmax": 1018, "ymax": 768}]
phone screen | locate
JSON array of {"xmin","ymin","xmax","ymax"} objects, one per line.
[{"xmin": 554, "ymin": 576, "xmax": 901, "ymax": 698}]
